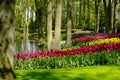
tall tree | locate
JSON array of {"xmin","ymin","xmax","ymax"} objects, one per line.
[
  {"xmin": 53, "ymin": 0, "xmax": 62, "ymax": 49},
  {"xmin": 0, "ymin": 0, "xmax": 16, "ymax": 79},
  {"xmin": 24, "ymin": 0, "xmax": 29, "ymax": 53},
  {"xmin": 103, "ymin": 0, "xmax": 116, "ymax": 33},
  {"xmin": 65, "ymin": 0, "xmax": 73, "ymax": 48},
  {"xmin": 83, "ymin": 0, "xmax": 87, "ymax": 30},
  {"xmin": 113, "ymin": 0, "xmax": 118, "ymax": 33},
  {"xmin": 95, "ymin": 0, "xmax": 100, "ymax": 33},
  {"xmin": 15, "ymin": 0, "xmax": 34, "ymax": 52},
  {"xmin": 103, "ymin": 0, "xmax": 108, "ymax": 32},
  {"xmin": 79, "ymin": 0, "xmax": 82, "ymax": 27},
  {"xmin": 108, "ymin": 0, "xmax": 113, "ymax": 33},
  {"xmin": 86, "ymin": 0, "xmax": 90, "ymax": 30},
  {"xmin": 47, "ymin": 0, "xmax": 52, "ymax": 50}
]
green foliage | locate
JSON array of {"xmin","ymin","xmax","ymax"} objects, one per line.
[
  {"xmin": 28, "ymin": 20, "xmax": 37, "ymax": 33},
  {"xmin": 72, "ymin": 41, "xmax": 85, "ymax": 48},
  {"xmin": 37, "ymin": 42, "xmax": 47, "ymax": 50},
  {"xmin": 14, "ymin": 50, "xmax": 120, "ymax": 70},
  {"xmin": 15, "ymin": 33, "xmax": 24, "ymax": 39}
]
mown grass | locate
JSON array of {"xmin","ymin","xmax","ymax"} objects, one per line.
[{"xmin": 15, "ymin": 63, "xmax": 120, "ymax": 80}]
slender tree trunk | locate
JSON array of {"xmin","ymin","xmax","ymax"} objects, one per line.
[
  {"xmin": 75, "ymin": 1, "xmax": 78, "ymax": 27},
  {"xmin": 79, "ymin": 0, "xmax": 82, "ymax": 27},
  {"xmin": 113, "ymin": 0, "xmax": 118, "ymax": 33},
  {"xmin": 47, "ymin": 0, "xmax": 52, "ymax": 50},
  {"xmin": 95, "ymin": 0, "xmax": 100, "ymax": 33},
  {"xmin": 0, "ymin": 0, "xmax": 16, "ymax": 79},
  {"xmin": 53, "ymin": 0, "xmax": 62, "ymax": 49},
  {"xmin": 24, "ymin": 21, "xmax": 29, "ymax": 52},
  {"xmin": 103, "ymin": 0, "xmax": 108, "ymax": 32},
  {"xmin": 83, "ymin": 0, "xmax": 86, "ymax": 30},
  {"xmin": 65, "ymin": 0, "xmax": 72, "ymax": 48},
  {"xmin": 86, "ymin": 0, "xmax": 90, "ymax": 30},
  {"xmin": 108, "ymin": 0, "xmax": 113, "ymax": 33}
]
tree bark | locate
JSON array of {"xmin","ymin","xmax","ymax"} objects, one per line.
[
  {"xmin": 95, "ymin": 0, "xmax": 100, "ymax": 33},
  {"xmin": 24, "ymin": 21, "xmax": 29, "ymax": 52},
  {"xmin": 113, "ymin": 0, "xmax": 118, "ymax": 33},
  {"xmin": 53, "ymin": 0, "xmax": 62, "ymax": 49},
  {"xmin": 65, "ymin": 0, "xmax": 72, "ymax": 48},
  {"xmin": 103, "ymin": 0, "xmax": 108, "ymax": 32},
  {"xmin": 0, "ymin": 0, "xmax": 16, "ymax": 79},
  {"xmin": 86, "ymin": 0, "xmax": 90, "ymax": 30},
  {"xmin": 108, "ymin": 0, "xmax": 113, "ymax": 33},
  {"xmin": 47, "ymin": 0, "xmax": 53, "ymax": 50},
  {"xmin": 83, "ymin": 0, "xmax": 86, "ymax": 30},
  {"xmin": 79, "ymin": 0, "xmax": 82, "ymax": 27}
]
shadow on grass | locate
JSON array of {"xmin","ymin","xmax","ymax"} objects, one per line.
[
  {"xmin": 16, "ymin": 71, "xmax": 86, "ymax": 80},
  {"xmin": 16, "ymin": 71, "xmax": 59, "ymax": 80},
  {"xmin": 16, "ymin": 63, "xmax": 120, "ymax": 80}
]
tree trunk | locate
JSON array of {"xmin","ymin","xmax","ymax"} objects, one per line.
[
  {"xmin": 47, "ymin": 0, "xmax": 53, "ymax": 50},
  {"xmin": 0, "ymin": 0, "xmax": 16, "ymax": 79},
  {"xmin": 86, "ymin": 0, "xmax": 90, "ymax": 30},
  {"xmin": 53, "ymin": 0, "xmax": 62, "ymax": 49},
  {"xmin": 65, "ymin": 0, "xmax": 72, "ymax": 48},
  {"xmin": 113, "ymin": 0, "xmax": 118, "ymax": 33},
  {"xmin": 79, "ymin": 0, "xmax": 82, "ymax": 27},
  {"xmin": 24, "ymin": 21, "xmax": 29, "ymax": 52},
  {"xmin": 103, "ymin": 0, "xmax": 108, "ymax": 32},
  {"xmin": 83, "ymin": 0, "xmax": 86, "ymax": 30},
  {"xmin": 95, "ymin": 0, "xmax": 100, "ymax": 33},
  {"xmin": 108, "ymin": 0, "xmax": 113, "ymax": 33},
  {"xmin": 75, "ymin": 2, "xmax": 78, "ymax": 27}
]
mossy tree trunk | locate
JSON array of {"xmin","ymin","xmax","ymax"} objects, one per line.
[{"xmin": 0, "ymin": 0, "xmax": 16, "ymax": 80}]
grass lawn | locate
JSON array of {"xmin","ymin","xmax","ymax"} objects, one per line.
[{"xmin": 15, "ymin": 63, "xmax": 120, "ymax": 80}]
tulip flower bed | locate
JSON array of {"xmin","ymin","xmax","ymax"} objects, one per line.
[
  {"xmin": 73, "ymin": 33, "xmax": 120, "ymax": 42},
  {"xmin": 14, "ymin": 43, "xmax": 120, "ymax": 70},
  {"xmin": 82, "ymin": 37, "xmax": 120, "ymax": 46}
]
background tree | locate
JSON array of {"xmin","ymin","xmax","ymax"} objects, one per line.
[
  {"xmin": 113, "ymin": 0, "xmax": 118, "ymax": 33},
  {"xmin": 65, "ymin": 0, "xmax": 73, "ymax": 48},
  {"xmin": 0, "ymin": 0, "xmax": 16, "ymax": 79},
  {"xmin": 53, "ymin": 0, "xmax": 62, "ymax": 49},
  {"xmin": 86, "ymin": 0, "xmax": 90, "ymax": 30},
  {"xmin": 95, "ymin": 0, "xmax": 101, "ymax": 33},
  {"xmin": 15, "ymin": 0, "xmax": 35, "ymax": 52},
  {"xmin": 47, "ymin": 0, "xmax": 52, "ymax": 50},
  {"xmin": 13, "ymin": 0, "xmax": 120, "ymax": 52}
]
